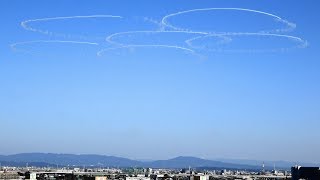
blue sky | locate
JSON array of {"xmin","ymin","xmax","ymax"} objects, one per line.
[{"xmin": 0, "ymin": 0, "xmax": 320, "ymax": 163}]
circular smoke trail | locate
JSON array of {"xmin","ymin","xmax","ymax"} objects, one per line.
[
  {"xmin": 10, "ymin": 40, "xmax": 99, "ymax": 54},
  {"xmin": 161, "ymin": 8, "xmax": 296, "ymax": 33},
  {"xmin": 185, "ymin": 33, "xmax": 308, "ymax": 53},
  {"xmin": 97, "ymin": 44, "xmax": 201, "ymax": 57},
  {"xmin": 20, "ymin": 15, "xmax": 123, "ymax": 39}
]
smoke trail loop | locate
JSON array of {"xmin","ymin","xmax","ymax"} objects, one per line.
[
  {"xmin": 97, "ymin": 44, "xmax": 202, "ymax": 58},
  {"xmin": 10, "ymin": 40, "xmax": 99, "ymax": 54},
  {"xmin": 161, "ymin": 8, "xmax": 296, "ymax": 33}
]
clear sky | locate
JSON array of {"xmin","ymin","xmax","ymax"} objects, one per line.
[{"xmin": 1, "ymin": 0, "xmax": 319, "ymax": 163}]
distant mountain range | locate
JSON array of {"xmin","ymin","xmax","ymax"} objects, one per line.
[
  {"xmin": 0, "ymin": 153, "xmax": 317, "ymax": 170},
  {"xmin": 0, "ymin": 153, "xmax": 141, "ymax": 168},
  {"xmin": 145, "ymin": 156, "xmax": 260, "ymax": 169},
  {"xmin": 0, "ymin": 153, "xmax": 258, "ymax": 169}
]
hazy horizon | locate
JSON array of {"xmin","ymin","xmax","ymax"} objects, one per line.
[{"xmin": 1, "ymin": 152, "xmax": 319, "ymax": 166}]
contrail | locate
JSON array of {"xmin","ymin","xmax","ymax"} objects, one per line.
[
  {"xmin": 21, "ymin": 15, "xmax": 123, "ymax": 36},
  {"xmin": 161, "ymin": 8, "xmax": 296, "ymax": 33},
  {"xmin": 143, "ymin": 17, "xmax": 165, "ymax": 31},
  {"xmin": 97, "ymin": 44, "xmax": 198, "ymax": 57},
  {"xmin": 185, "ymin": 32, "xmax": 308, "ymax": 53},
  {"xmin": 13, "ymin": 10, "xmax": 306, "ymax": 56},
  {"xmin": 105, "ymin": 30, "xmax": 213, "ymax": 46},
  {"xmin": 10, "ymin": 40, "xmax": 99, "ymax": 52}
]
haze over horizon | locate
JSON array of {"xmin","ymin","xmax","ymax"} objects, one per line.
[
  {"xmin": 1, "ymin": 0, "xmax": 320, "ymax": 164},
  {"xmin": 0, "ymin": 152, "xmax": 319, "ymax": 165},
  {"xmin": 1, "ymin": 153, "xmax": 319, "ymax": 169}
]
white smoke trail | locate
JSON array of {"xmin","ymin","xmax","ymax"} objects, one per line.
[
  {"xmin": 104, "ymin": 30, "xmax": 227, "ymax": 58},
  {"xmin": 21, "ymin": 15, "xmax": 123, "ymax": 38},
  {"xmin": 100, "ymin": 8, "xmax": 302, "ymax": 56},
  {"xmin": 97, "ymin": 44, "xmax": 200, "ymax": 57},
  {"xmin": 14, "ymin": 9, "xmax": 306, "ymax": 56},
  {"xmin": 10, "ymin": 40, "xmax": 99, "ymax": 53},
  {"xmin": 185, "ymin": 33, "xmax": 308, "ymax": 53},
  {"xmin": 143, "ymin": 17, "xmax": 166, "ymax": 31},
  {"xmin": 104, "ymin": 30, "xmax": 306, "ymax": 54},
  {"xmin": 105, "ymin": 30, "xmax": 213, "ymax": 46},
  {"xmin": 161, "ymin": 8, "xmax": 296, "ymax": 33}
]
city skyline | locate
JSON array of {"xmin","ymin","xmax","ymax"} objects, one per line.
[{"xmin": 1, "ymin": 0, "xmax": 319, "ymax": 163}]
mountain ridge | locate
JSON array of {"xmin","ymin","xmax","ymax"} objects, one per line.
[{"xmin": 0, "ymin": 153, "xmax": 303, "ymax": 170}]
